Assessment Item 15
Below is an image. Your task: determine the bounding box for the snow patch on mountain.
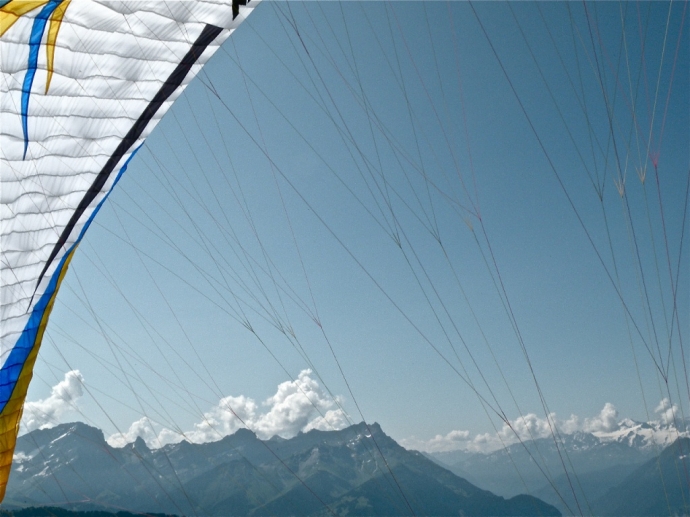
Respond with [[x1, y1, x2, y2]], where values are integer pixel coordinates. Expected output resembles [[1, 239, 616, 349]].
[[593, 417, 687, 449]]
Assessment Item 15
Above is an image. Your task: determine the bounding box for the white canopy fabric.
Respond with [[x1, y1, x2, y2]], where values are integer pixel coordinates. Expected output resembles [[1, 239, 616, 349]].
[[0, 0, 259, 498]]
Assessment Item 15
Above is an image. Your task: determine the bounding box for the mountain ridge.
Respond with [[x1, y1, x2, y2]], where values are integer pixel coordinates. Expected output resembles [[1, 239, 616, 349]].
[[7, 421, 560, 517]]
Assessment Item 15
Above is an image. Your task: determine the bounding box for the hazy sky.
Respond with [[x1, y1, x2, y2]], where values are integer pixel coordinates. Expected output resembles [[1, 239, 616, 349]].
[[24, 1, 688, 452]]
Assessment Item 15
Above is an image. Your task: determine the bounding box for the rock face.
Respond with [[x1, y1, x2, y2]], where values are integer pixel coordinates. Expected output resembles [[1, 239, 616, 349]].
[[6, 422, 560, 516]]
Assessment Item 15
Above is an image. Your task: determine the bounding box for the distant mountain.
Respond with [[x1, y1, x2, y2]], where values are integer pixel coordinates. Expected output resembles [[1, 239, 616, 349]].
[[430, 431, 655, 496], [6, 422, 560, 517], [592, 437, 690, 516], [426, 420, 687, 515]]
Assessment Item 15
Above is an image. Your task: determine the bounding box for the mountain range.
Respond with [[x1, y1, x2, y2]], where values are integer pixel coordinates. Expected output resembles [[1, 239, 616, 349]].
[[5, 422, 559, 516], [427, 418, 689, 515]]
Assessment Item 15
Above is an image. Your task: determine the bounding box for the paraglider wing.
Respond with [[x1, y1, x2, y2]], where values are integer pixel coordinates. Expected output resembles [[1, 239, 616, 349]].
[[0, 0, 259, 499]]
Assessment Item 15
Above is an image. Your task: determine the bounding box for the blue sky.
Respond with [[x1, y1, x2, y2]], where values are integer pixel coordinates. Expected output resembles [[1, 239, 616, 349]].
[[26, 1, 688, 451]]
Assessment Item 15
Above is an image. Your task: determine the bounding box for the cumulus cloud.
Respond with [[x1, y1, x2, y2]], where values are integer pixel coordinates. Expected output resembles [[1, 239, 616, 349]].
[[583, 402, 620, 433], [181, 394, 260, 445], [464, 412, 560, 453], [504, 412, 556, 441], [559, 414, 581, 435], [24, 372, 684, 456], [21, 370, 84, 433], [401, 399, 690, 454], [108, 369, 350, 448], [303, 408, 350, 432], [401, 429, 471, 453], [253, 370, 339, 439], [404, 418, 557, 455], [655, 398, 678, 425], [107, 417, 161, 448], [403, 404, 623, 454]]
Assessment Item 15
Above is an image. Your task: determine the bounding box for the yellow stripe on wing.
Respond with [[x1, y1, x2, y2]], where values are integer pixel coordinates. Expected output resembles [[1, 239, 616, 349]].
[[0, 1, 49, 38], [0, 246, 76, 501], [45, 0, 69, 93]]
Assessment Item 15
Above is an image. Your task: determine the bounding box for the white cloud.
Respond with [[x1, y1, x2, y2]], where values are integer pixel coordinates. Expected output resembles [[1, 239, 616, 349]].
[[108, 369, 350, 448], [21, 370, 84, 433], [252, 370, 338, 439], [107, 417, 161, 448], [402, 403, 632, 454], [462, 413, 559, 454], [559, 414, 581, 434], [401, 429, 471, 453], [503, 412, 557, 441], [655, 398, 678, 425], [583, 402, 619, 433], [303, 408, 350, 432], [181, 394, 260, 445], [30, 371, 680, 457], [402, 400, 690, 454]]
